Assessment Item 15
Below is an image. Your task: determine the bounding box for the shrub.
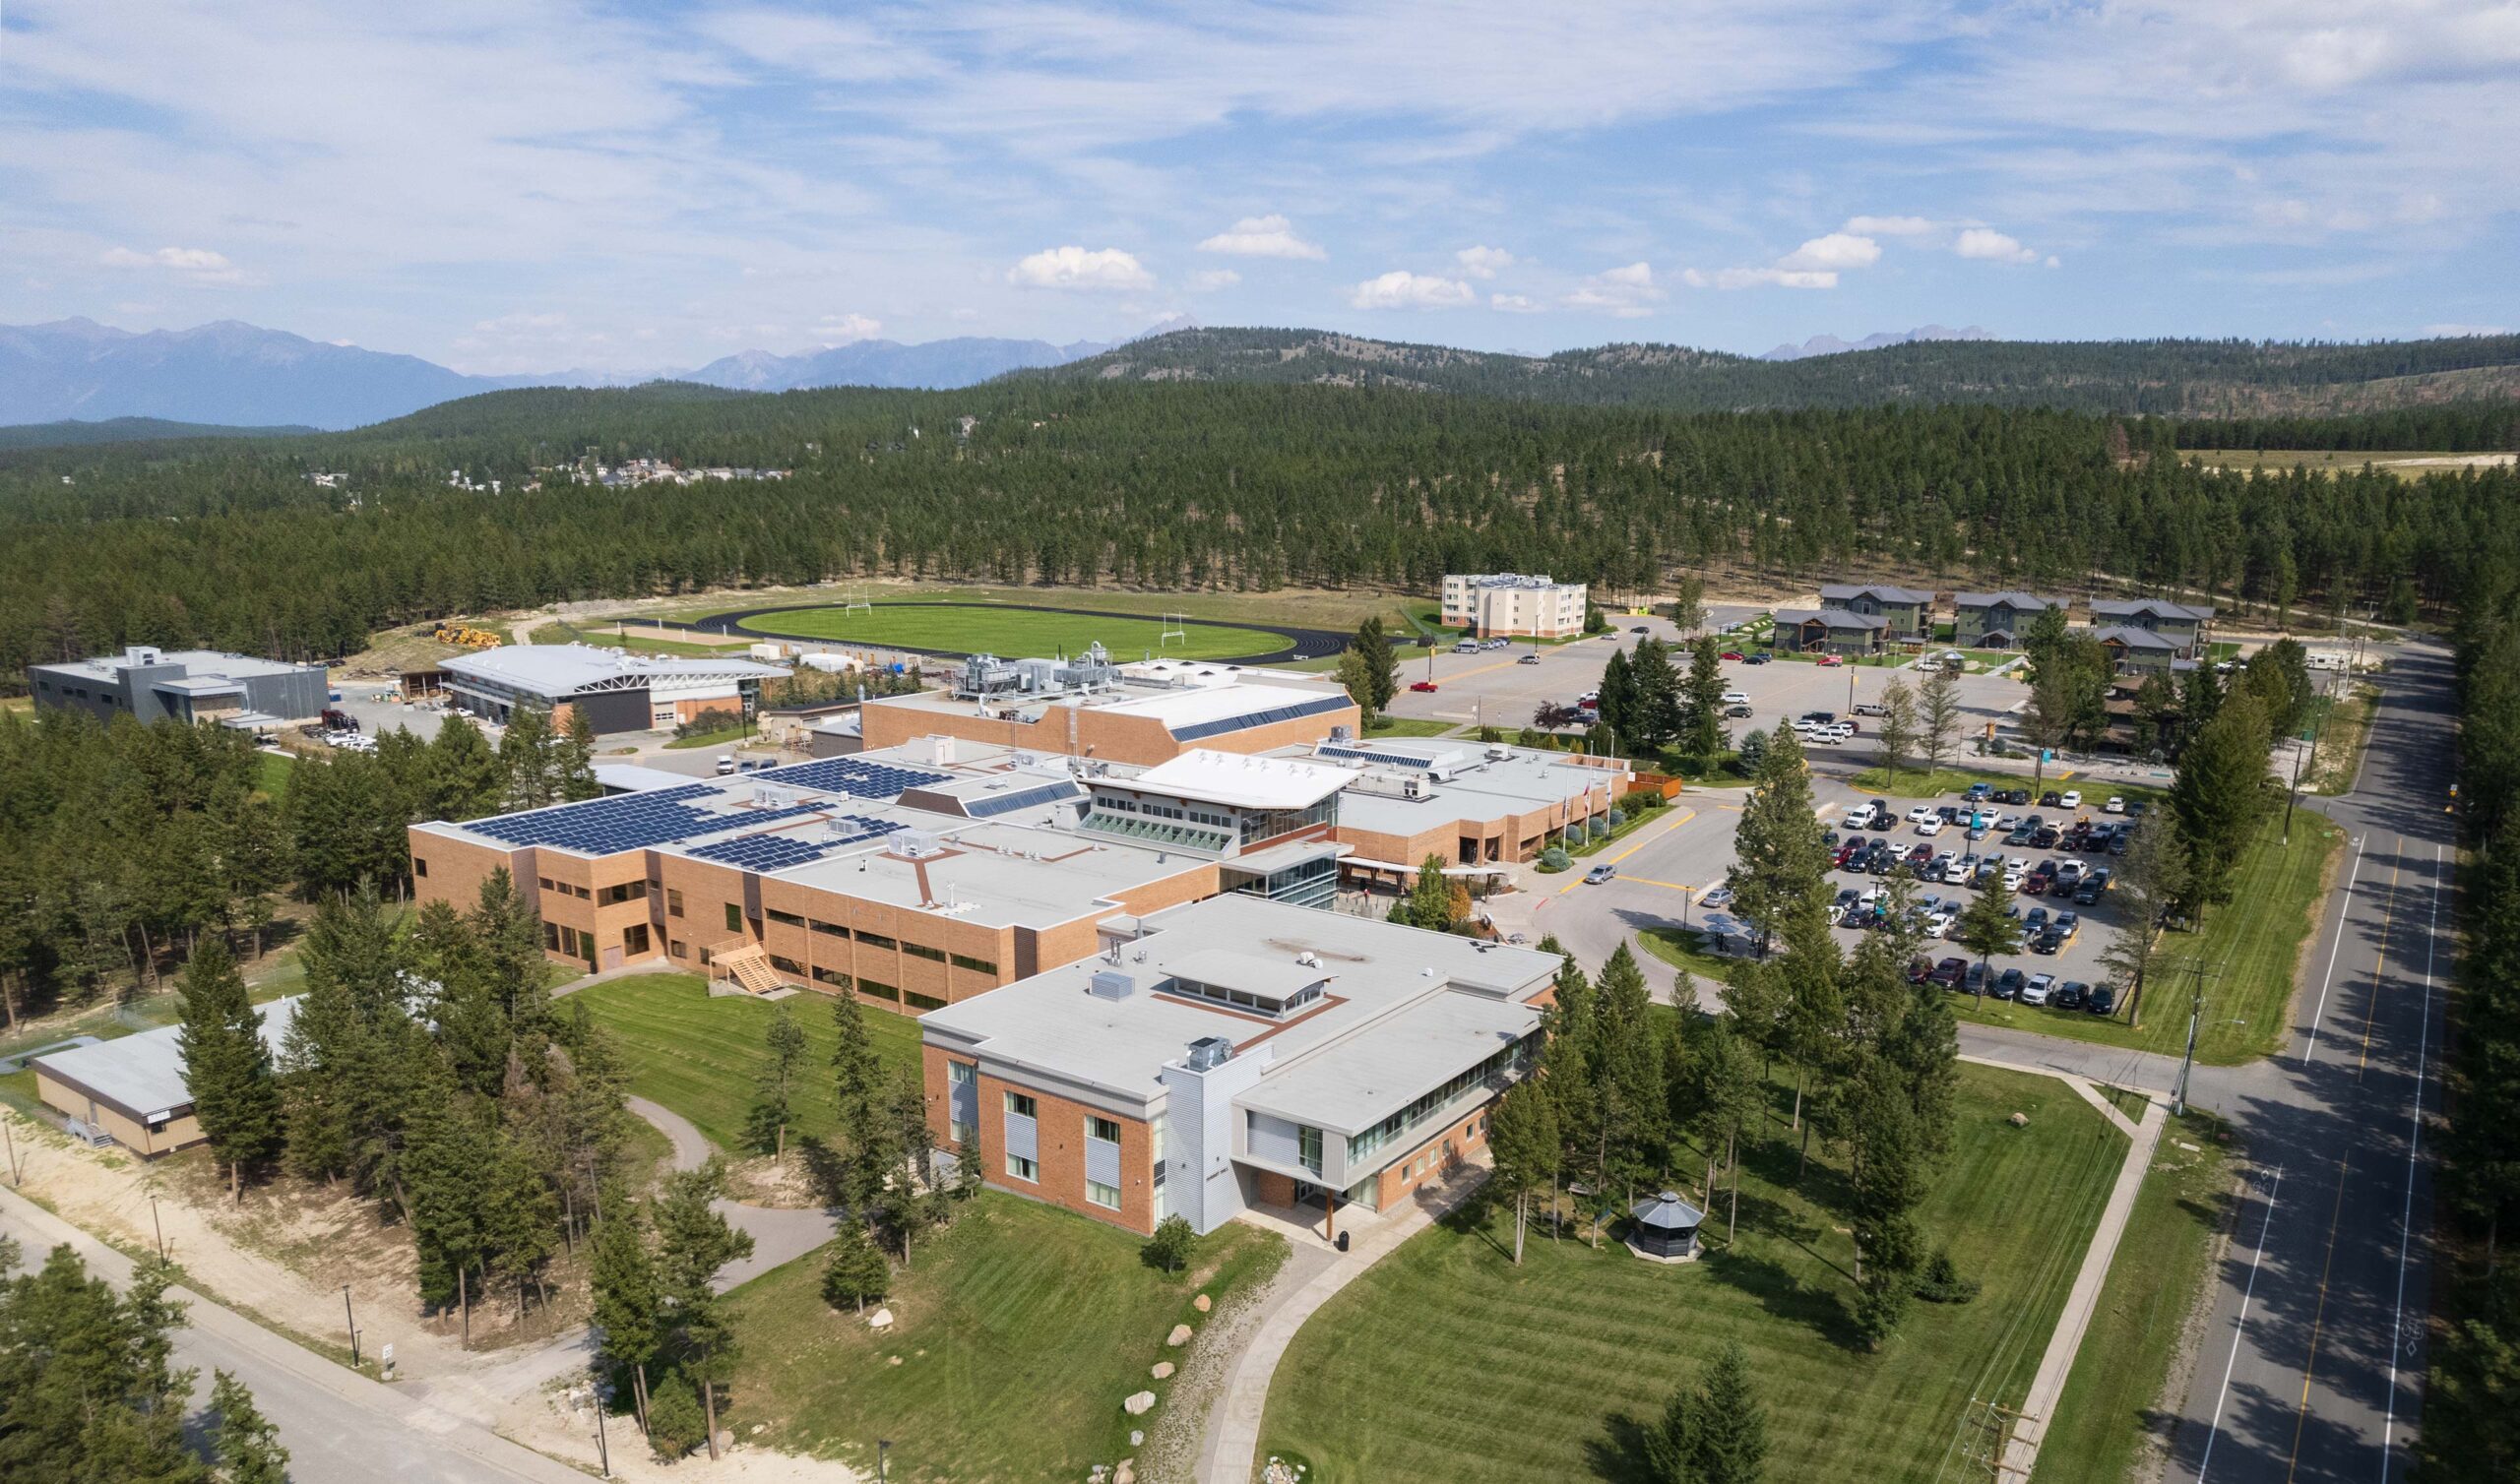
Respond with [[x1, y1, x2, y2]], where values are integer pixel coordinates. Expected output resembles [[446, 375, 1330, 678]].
[[1144, 1214, 1196, 1275], [1914, 1248, 1981, 1304], [1537, 847, 1572, 873], [1606, 807, 1627, 829], [644, 1372, 708, 1460], [674, 707, 743, 740]]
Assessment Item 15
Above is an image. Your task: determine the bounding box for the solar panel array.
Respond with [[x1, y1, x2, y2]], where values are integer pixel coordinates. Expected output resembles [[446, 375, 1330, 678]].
[[687, 816, 907, 872], [471, 784, 819, 853], [1169, 693, 1351, 743], [964, 780, 1083, 819], [754, 757, 953, 800], [1315, 744, 1451, 771]]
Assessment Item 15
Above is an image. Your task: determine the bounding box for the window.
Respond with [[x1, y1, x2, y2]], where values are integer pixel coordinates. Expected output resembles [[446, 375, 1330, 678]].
[[949, 1062, 976, 1087], [856, 930, 898, 952], [1087, 1181, 1121, 1210], [623, 923, 651, 955], [812, 965, 850, 988], [1005, 1091, 1038, 1118], [598, 880, 647, 905], [811, 919, 850, 939], [412, 857, 428, 878], [1297, 1124, 1324, 1177], [1006, 1153, 1038, 1182], [769, 954, 804, 975], [538, 877, 556, 892], [667, 889, 685, 917], [1346, 1034, 1534, 1165], [904, 990, 946, 1011], [903, 942, 946, 963], [724, 903, 743, 932], [1088, 1115, 1121, 1144], [669, 939, 688, 958], [765, 907, 804, 928], [953, 1121, 976, 1147], [857, 979, 901, 1002], [950, 953, 997, 975]]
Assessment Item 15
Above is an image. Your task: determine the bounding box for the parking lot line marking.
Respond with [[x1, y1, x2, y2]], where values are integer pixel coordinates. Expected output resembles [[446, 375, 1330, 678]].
[[1618, 877, 1701, 893]]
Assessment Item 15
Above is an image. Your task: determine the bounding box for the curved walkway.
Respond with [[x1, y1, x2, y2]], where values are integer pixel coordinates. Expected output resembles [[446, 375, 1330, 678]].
[[625, 1096, 841, 1291], [678, 599, 1352, 665]]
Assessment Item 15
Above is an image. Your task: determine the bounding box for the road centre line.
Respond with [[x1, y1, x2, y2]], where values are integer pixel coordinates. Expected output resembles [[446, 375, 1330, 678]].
[[2299, 833, 2369, 1066]]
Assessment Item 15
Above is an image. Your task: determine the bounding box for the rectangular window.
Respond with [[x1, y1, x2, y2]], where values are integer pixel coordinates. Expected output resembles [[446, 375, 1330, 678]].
[[904, 990, 946, 1011], [667, 889, 684, 917], [573, 884, 592, 899], [855, 930, 898, 952], [1006, 1153, 1038, 1182], [857, 979, 901, 1002], [724, 902, 744, 932], [1297, 1124, 1324, 1177], [541, 922, 560, 951], [1087, 1181, 1121, 1210], [952, 1121, 976, 1148], [769, 954, 804, 975], [598, 880, 647, 905], [539, 877, 556, 892], [948, 1062, 976, 1086], [623, 923, 651, 954], [669, 939, 688, 958], [1004, 1091, 1038, 1118], [949, 953, 997, 975], [810, 919, 849, 939], [766, 907, 804, 928], [412, 857, 428, 878], [903, 942, 946, 963], [811, 965, 850, 988], [1089, 1115, 1121, 1144]]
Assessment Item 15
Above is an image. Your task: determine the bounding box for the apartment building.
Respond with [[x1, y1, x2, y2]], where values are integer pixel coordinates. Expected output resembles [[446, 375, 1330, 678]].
[[1440, 574, 1589, 639]]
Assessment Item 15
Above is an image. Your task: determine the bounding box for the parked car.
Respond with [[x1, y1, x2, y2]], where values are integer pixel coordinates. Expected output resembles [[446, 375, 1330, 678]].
[[1965, 782, 1994, 803], [1905, 804, 1936, 824], [2060, 790, 2083, 809], [2053, 980, 2090, 1010], [1722, 691, 1751, 706], [2024, 906, 2051, 933], [2041, 791, 2063, 808], [1631, 626, 1650, 635], [1931, 958, 1969, 988], [1964, 962, 1991, 995], [2051, 911, 2081, 945], [2052, 861, 2085, 892], [1745, 653, 1771, 665], [1994, 968, 2027, 1001], [1841, 805, 1875, 829], [1817, 654, 1845, 666], [1726, 704, 1754, 718], [2086, 982, 2119, 1015], [1721, 650, 1746, 661], [2020, 973, 2055, 1006], [2031, 929, 2065, 956], [1701, 887, 1735, 908], [1906, 844, 1935, 867], [1916, 818, 1945, 836], [1907, 956, 1936, 984], [2103, 795, 2125, 814], [1854, 702, 1888, 717], [1410, 680, 1440, 692], [1584, 863, 1618, 885]]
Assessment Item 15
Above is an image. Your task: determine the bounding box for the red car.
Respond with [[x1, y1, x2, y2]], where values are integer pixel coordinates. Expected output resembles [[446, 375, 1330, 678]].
[[1720, 650, 1746, 662], [1817, 654, 1846, 667], [1409, 680, 1439, 693]]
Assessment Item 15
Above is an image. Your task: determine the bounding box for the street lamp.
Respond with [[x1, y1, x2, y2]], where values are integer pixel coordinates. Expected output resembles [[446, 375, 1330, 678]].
[[877, 1440, 893, 1484]]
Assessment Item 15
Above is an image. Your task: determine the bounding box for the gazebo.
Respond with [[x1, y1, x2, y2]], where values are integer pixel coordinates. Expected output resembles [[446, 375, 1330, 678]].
[[1626, 1191, 1705, 1264]]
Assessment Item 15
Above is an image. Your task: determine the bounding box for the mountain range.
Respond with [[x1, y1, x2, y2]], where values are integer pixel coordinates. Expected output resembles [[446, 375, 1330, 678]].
[[0, 316, 1195, 432], [1759, 324, 1995, 360]]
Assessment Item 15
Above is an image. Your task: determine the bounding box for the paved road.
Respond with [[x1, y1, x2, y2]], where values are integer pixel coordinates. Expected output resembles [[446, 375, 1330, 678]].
[[0, 1186, 588, 1484], [625, 1094, 841, 1290], [2167, 646, 2449, 1484]]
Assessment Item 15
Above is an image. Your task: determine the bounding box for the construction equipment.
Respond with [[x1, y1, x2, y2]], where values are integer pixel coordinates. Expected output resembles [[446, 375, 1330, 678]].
[[431, 622, 504, 649]]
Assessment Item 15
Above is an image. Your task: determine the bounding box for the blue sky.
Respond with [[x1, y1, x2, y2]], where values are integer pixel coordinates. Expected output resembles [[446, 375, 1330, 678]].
[[4, 1, 2514, 373]]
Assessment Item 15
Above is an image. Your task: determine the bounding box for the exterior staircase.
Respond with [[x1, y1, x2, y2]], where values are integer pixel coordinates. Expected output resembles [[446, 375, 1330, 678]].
[[709, 941, 787, 996]]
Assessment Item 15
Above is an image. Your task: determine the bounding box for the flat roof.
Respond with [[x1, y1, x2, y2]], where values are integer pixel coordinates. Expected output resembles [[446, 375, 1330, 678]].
[[33, 998, 300, 1121], [866, 675, 1347, 737], [1236, 990, 1539, 1134], [764, 814, 1194, 931], [34, 649, 316, 684], [1167, 947, 1335, 1001], [1326, 746, 1622, 836], [918, 895, 1559, 1111], [441, 644, 788, 697], [1118, 750, 1351, 810], [594, 764, 705, 793]]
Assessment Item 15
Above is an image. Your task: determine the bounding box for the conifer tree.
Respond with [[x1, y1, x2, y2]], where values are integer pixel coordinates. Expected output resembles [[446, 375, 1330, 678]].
[[211, 1367, 291, 1484], [1917, 663, 1962, 776], [1486, 1078, 1559, 1265], [655, 1159, 753, 1459], [590, 1196, 661, 1434], [1679, 636, 1730, 768], [557, 708, 601, 802], [426, 712, 506, 822], [1354, 616, 1400, 714], [2170, 690, 2273, 910], [176, 940, 282, 1204], [749, 1006, 810, 1164], [1727, 725, 1828, 956], [821, 1220, 892, 1313]]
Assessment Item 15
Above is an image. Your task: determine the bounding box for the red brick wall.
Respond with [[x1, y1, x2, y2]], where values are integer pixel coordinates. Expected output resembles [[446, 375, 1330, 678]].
[[1371, 1103, 1494, 1209], [923, 1047, 1158, 1235]]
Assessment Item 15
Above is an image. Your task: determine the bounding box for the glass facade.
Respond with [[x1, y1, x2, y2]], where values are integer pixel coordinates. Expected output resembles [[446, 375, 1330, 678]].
[[1345, 1035, 1534, 1166], [1221, 851, 1338, 909]]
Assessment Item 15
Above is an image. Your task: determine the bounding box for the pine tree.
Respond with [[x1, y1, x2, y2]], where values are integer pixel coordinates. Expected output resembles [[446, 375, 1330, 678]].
[[1354, 616, 1400, 714], [426, 712, 505, 822], [1679, 637, 1730, 768], [1591, 945, 1669, 1217], [2170, 690, 2273, 909], [211, 1367, 291, 1483], [0, 1244, 207, 1483], [1690, 1017, 1763, 1241], [830, 991, 894, 1219], [175, 940, 282, 1204], [749, 1006, 810, 1164], [1486, 1079, 1559, 1265], [590, 1196, 662, 1434], [1917, 663, 1961, 776], [1143, 1214, 1195, 1275], [1333, 645, 1381, 729], [557, 708, 601, 802], [469, 868, 547, 1035], [1644, 1340, 1768, 1484], [1596, 649, 1637, 753], [1874, 674, 1918, 781], [654, 1159, 754, 1460], [821, 1220, 892, 1313], [1954, 875, 2017, 1002], [1629, 638, 1679, 754], [1727, 726, 1828, 956], [498, 708, 558, 813]]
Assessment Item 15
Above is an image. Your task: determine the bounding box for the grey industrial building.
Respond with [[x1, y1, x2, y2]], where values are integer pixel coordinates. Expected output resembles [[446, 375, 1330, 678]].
[[27, 646, 328, 728]]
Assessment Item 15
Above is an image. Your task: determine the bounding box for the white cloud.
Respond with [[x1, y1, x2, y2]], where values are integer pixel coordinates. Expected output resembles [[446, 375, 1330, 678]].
[[1955, 227, 2041, 264], [1561, 261, 1665, 317], [1007, 246, 1156, 290], [1681, 267, 1839, 290], [1455, 245, 1516, 278], [1490, 292, 1543, 313], [1190, 269, 1242, 291], [1844, 215, 1935, 236], [812, 313, 883, 343], [2424, 323, 2510, 338], [99, 245, 248, 284], [1197, 214, 1325, 260], [1777, 232, 1881, 271], [1347, 271, 1475, 310]]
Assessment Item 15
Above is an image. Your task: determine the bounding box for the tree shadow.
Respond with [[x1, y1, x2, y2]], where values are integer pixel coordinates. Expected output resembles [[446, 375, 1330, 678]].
[[793, 1135, 850, 1212], [1582, 1408, 1660, 1484]]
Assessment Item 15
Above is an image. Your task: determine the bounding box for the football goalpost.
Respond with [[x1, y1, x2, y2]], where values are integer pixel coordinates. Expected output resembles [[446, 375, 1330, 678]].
[[1160, 612, 1189, 648], [840, 584, 873, 617]]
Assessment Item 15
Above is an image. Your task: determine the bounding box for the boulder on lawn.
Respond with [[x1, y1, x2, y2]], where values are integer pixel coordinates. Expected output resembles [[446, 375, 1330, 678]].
[[1166, 1323, 1194, 1346], [2008, 1112, 2030, 1129], [1115, 1462, 1135, 1484], [867, 1306, 895, 1330], [1193, 1293, 1212, 1313], [1151, 1361, 1174, 1380], [1124, 1391, 1157, 1416]]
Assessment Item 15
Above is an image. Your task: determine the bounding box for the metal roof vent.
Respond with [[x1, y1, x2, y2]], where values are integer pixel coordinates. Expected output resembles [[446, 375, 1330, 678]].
[[1185, 1035, 1234, 1071], [1089, 971, 1135, 1001], [1295, 951, 1321, 968]]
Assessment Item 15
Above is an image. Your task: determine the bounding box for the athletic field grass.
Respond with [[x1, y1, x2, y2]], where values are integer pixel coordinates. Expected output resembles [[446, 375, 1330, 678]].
[[724, 1195, 1286, 1482], [2040, 1109, 2237, 1484], [568, 973, 922, 1152], [1260, 1063, 2123, 1484], [735, 602, 1295, 662], [655, 582, 1417, 637], [1944, 807, 2343, 1064]]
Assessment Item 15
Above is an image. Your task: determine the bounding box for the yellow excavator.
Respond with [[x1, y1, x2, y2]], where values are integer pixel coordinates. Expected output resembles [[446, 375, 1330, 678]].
[[431, 622, 504, 649]]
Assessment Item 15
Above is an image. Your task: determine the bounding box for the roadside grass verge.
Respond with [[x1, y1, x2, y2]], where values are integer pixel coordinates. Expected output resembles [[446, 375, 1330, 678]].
[[1942, 807, 2343, 1064], [568, 972, 921, 1151], [2039, 1110, 2239, 1484], [1636, 925, 1739, 981], [724, 1196, 1286, 1483], [1260, 1064, 2123, 1484], [2310, 684, 2380, 795], [1566, 798, 1676, 857]]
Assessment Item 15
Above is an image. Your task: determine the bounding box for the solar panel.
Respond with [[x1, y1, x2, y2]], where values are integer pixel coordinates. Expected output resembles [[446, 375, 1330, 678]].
[[686, 815, 907, 871], [964, 780, 1083, 818], [754, 758, 953, 800], [1316, 744, 1448, 771], [1170, 693, 1350, 743], [469, 783, 825, 854]]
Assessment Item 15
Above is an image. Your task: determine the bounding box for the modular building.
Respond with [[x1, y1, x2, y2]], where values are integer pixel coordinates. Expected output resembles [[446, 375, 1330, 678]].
[[32, 999, 301, 1156], [918, 895, 1562, 1236], [28, 646, 327, 728], [439, 644, 790, 737]]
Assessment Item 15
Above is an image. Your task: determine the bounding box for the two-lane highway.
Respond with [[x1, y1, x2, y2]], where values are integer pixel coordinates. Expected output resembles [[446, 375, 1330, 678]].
[[2170, 643, 2453, 1483]]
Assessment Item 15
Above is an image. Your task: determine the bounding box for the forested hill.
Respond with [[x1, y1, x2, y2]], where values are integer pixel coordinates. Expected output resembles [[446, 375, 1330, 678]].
[[5, 378, 2518, 691], [1025, 326, 2520, 418]]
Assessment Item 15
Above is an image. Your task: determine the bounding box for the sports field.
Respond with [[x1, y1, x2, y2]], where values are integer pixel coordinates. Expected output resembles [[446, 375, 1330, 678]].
[[730, 601, 1303, 662]]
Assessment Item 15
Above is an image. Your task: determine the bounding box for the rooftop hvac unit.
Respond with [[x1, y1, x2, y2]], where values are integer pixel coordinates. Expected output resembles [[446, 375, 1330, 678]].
[[1295, 951, 1321, 968], [1088, 971, 1136, 1001], [1486, 744, 1513, 761], [894, 830, 944, 858], [752, 785, 792, 808], [1328, 724, 1354, 744], [1184, 1035, 1234, 1071]]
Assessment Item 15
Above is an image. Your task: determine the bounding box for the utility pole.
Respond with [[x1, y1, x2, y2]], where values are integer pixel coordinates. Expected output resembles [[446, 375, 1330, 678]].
[[344, 1285, 359, 1367], [2172, 960, 2225, 1117]]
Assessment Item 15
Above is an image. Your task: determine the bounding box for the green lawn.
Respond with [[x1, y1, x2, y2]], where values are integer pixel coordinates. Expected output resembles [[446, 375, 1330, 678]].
[[1567, 800, 1674, 857], [568, 973, 923, 1152], [1636, 925, 1736, 980], [1945, 807, 2343, 1064], [255, 750, 296, 799], [1850, 767, 2021, 797], [2040, 1110, 2238, 1484], [663, 724, 754, 751], [1260, 1064, 2125, 1484], [724, 1195, 1287, 1483], [1364, 715, 1459, 739], [734, 602, 1294, 662], [555, 622, 751, 658], [2310, 684, 2379, 795]]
